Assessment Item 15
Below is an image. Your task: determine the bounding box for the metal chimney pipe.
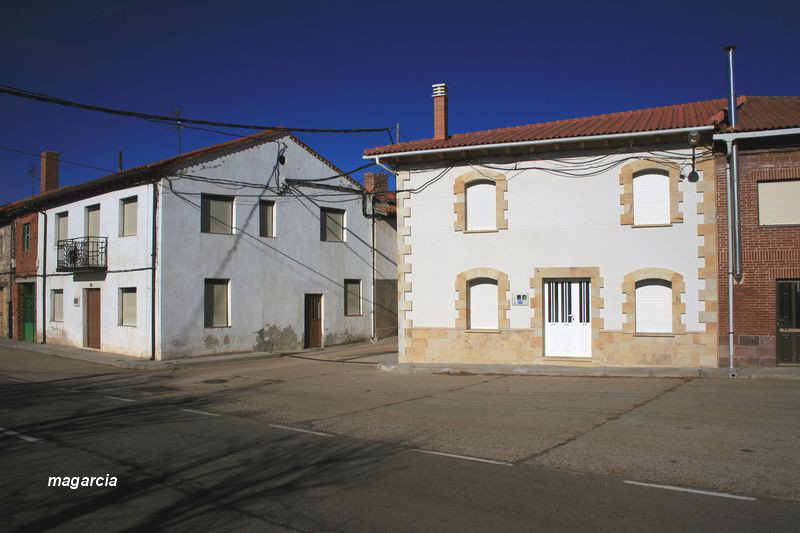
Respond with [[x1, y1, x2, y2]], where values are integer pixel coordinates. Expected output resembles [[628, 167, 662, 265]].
[[725, 46, 738, 128]]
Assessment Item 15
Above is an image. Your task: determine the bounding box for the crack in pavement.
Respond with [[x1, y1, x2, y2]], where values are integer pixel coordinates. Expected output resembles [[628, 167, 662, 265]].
[[513, 377, 693, 465], [299, 375, 508, 426]]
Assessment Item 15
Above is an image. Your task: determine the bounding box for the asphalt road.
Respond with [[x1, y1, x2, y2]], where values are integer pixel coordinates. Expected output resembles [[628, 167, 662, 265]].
[[2, 348, 800, 531]]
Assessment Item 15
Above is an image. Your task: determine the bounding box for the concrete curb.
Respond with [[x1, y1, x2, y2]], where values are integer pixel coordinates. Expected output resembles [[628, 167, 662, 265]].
[[0, 338, 290, 370], [378, 363, 800, 380]]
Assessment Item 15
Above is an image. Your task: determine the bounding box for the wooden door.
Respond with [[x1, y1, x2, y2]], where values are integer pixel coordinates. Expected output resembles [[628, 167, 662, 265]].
[[304, 294, 322, 349], [21, 284, 35, 343], [86, 288, 101, 349], [777, 280, 800, 365]]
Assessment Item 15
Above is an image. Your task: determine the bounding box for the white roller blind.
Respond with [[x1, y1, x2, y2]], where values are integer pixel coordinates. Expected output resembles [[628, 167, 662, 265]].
[[635, 280, 672, 333], [758, 180, 800, 225], [52, 290, 63, 322], [345, 280, 361, 315], [323, 209, 344, 241], [121, 288, 137, 326], [259, 201, 274, 237], [121, 197, 138, 236], [633, 173, 670, 225], [469, 279, 498, 330], [204, 280, 229, 327], [466, 182, 496, 231], [86, 206, 100, 236], [56, 213, 68, 242], [206, 197, 233, 234]]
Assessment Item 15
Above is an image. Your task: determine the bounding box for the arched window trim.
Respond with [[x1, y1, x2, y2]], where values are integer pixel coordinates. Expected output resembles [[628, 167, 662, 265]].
[[622, 268, 686, 336], [455, 268, 510, 330], [453, 169, 508, 232], [619, 160, 683, 227]]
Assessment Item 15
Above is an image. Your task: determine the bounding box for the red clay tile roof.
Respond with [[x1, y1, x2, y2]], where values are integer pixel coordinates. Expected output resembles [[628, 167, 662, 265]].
[[364, 96, 800, 157]]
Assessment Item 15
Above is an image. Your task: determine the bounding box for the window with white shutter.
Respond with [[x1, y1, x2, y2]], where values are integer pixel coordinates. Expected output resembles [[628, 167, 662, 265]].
[[758, 180, 800, 226], [468, 278, 498, 330], [119, 288, 137, 326], [56, 212, 68, 245], [635, 279, 672, 333], [52, 290, 63, 322], [204, 279, 230, 327], [120, 197, 138, 236], [344, 279, 361, 316], [201, 195, 234, 234], [86, 205, 101, 236], [633, 172, 670, 225], [466, 181, 496, 231]]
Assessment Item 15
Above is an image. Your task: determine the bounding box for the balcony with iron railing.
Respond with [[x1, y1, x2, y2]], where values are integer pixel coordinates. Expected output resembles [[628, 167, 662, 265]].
[[57, 237, 108, 272]]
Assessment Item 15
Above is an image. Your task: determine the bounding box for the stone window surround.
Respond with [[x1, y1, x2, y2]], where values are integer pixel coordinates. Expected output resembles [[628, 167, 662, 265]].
[[453, 169, 508, 232], [622, 268, 686, 335], [455, 268, 510, 330], [620, 160, 683, 226], [529, 267, 604, 357]]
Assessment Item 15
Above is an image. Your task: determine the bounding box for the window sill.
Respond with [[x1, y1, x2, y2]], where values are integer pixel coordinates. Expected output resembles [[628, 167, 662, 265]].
[[204, 325, 231, 329], [466, 328, 501, 334], [634, 332, 675, 337], [119, 234, 137, 238], [631, 224, 672, 228], [463, 229, 499, 234], [119, 324, 137, 328], [543, 356, 593, 362], [260, 235, 276, 239], [345, 313, 363, 317], [321, 240, 345, 243], [202, 231, 234, 236]]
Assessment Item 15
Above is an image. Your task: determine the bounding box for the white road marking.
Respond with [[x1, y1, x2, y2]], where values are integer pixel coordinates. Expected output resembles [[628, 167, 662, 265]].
[[180, 408, 220, 417], [623, 480, 756, 501], [7, 377, 28, 383], [103, 395, 135, 403], [413, 449, 513, 466], [269, 424, 332, 437], [0, 426, 40, 443]]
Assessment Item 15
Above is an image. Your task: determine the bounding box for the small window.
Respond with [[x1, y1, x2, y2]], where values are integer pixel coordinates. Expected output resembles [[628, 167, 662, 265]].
[[344, 279, 361, 316], [120, 197, 138, 236], [635, 279, 672, 333], [465, 181, 496, 231], [51, 289, 64, 322], [22, 223, 31, 251], [56, 212, 68, 244], [259, 200, 275, 237], [119, 288, 137, 326], [633, 172, 670, 225], [204, 279, 230, 327], [321, 208, 345, 242], [86, 205, 100, 237], [468, 278, 498, 330], [201, 195, 234, 234], [758, 180, 800, 226]]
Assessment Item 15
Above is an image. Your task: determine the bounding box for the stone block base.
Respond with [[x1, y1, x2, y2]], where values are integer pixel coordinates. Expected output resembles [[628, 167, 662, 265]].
[[718, 335, 777, 367]]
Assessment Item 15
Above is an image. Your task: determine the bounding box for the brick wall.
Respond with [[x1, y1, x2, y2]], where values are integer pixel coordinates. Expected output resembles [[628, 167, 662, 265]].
[[716, 137, 800, 367], [10, 213, 38, 341]]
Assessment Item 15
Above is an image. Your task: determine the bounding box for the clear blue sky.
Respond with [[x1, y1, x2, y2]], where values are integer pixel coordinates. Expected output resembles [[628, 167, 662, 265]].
[[1, 0, 798, 203]]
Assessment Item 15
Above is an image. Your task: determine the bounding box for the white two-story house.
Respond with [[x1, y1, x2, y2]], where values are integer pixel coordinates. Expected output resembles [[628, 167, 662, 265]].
[[365, 84, 720, 368], [1, 130, 395, 359]]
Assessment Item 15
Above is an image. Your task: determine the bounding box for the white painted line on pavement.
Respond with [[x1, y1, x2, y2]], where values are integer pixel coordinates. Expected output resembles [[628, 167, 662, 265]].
[[0, 426, 40, 443], [269, 424, 333, 437], [103, 395, 135, 403], [623, 480, 756, 501], [413, 449, 513, 466], [180, 408, 220, 417], [7, 377, 28, 383]]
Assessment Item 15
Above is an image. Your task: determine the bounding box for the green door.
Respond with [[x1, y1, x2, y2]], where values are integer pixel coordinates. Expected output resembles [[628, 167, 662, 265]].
[[777, 280, 800, 365], [22, 284, 35, 343]]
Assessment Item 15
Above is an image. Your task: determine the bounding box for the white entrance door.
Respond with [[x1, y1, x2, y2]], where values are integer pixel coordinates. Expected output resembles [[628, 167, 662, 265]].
[[544, 280, 591, 357]]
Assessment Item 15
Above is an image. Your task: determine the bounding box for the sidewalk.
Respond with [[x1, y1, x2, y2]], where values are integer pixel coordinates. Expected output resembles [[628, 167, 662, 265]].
[[0, 336, 397, 370], [380, 361, 800, 380]]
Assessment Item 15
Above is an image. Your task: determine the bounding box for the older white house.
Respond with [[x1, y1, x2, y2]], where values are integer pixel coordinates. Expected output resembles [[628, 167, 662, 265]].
[[364, 84, 720, 367], [1, 131, 395, 359]]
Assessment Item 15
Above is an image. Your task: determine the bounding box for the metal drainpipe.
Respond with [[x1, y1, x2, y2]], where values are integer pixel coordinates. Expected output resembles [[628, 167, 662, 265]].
[[150, 181, 159, 361], [371, 211, 376, 342], [724, 143, 736, 376], [39, 210, 47, 344]]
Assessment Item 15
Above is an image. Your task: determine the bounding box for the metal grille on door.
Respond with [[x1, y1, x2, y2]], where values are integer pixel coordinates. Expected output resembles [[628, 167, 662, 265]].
[[544, 280, 591, 357]]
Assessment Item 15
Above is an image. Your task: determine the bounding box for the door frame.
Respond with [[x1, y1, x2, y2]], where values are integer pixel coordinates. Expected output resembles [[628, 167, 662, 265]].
[[20, 282, 36, 343], [543, 277, 592, 358], [304, 293, 324, 349], [776, 279, 800, 366], [84, 288, 101, 349]]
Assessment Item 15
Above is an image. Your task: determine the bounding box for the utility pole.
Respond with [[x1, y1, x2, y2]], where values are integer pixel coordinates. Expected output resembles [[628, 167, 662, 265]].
[[396, 123, 400, 144], [118, 151, 123, 172], [27, 166, 35, 196], [175, 107, 183, 154]]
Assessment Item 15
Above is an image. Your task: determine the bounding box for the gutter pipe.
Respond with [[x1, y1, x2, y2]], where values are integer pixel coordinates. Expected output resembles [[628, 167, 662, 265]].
[[150, 181, 158, 361], [39, 209, 47, 344]]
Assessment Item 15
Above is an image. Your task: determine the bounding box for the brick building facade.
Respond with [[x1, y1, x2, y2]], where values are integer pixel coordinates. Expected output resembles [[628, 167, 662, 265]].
[[10, 211, 39, 341], [717, 135, 800, 367]]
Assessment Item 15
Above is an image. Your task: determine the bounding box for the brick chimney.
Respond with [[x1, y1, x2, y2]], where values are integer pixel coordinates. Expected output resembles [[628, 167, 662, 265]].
[[432, 83, 448, 140], [364, 172, 389, 203], [40, 151, 59, 194]]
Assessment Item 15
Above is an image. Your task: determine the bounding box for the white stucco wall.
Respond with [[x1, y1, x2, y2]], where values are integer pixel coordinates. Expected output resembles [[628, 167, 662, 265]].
[[159, 136, 375, 357], [37, 184, 158, 357], [403, 147, 706, 334]]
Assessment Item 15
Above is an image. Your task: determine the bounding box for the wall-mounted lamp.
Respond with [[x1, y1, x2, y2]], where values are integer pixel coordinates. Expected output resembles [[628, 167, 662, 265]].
[[687, 130, 700, 182]]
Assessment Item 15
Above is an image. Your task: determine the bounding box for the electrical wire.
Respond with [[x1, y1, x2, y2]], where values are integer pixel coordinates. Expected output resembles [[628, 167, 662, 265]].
[[0, 83, 392, 134]]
